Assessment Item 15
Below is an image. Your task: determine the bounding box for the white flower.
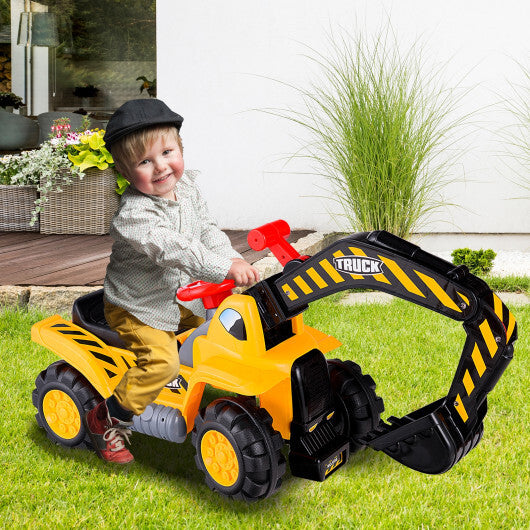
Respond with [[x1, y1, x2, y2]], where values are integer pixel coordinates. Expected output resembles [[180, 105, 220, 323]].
[[65, 132, 80, 146], [0, 138, 84, 224]]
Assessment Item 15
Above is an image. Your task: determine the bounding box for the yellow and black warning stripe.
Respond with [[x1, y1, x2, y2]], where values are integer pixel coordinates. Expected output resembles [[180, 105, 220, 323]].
[[52, 321, 134, 380], [453, 339, 493, 423], [492, 293, 517, 343], [452, 296, 516, 423], [273, 239, 517, 429], [276, 243, 474, 320]]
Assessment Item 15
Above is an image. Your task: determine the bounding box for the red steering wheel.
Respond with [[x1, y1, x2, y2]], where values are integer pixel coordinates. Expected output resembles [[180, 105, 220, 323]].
[[176, 279, 235, 309]]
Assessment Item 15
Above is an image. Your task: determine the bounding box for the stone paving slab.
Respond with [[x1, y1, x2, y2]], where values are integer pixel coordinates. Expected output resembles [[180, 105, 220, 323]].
[[28, 286, 102, 314], [340, 292, 394, 305], [494, 292, 530, 305], [0, 286, 31, 308], [340, 291, 529, 306]]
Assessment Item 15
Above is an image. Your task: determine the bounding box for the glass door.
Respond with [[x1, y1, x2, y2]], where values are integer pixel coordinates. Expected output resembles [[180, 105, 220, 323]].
[[7, 0, 156, 120]]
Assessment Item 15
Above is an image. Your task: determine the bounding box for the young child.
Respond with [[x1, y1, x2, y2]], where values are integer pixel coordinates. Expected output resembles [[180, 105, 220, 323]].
[[84, 99, 259, 464]]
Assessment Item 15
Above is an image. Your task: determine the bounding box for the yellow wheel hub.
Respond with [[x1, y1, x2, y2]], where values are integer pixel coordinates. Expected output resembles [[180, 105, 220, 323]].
[[201, 430, 240, 487], [42, 389, 81, 440]]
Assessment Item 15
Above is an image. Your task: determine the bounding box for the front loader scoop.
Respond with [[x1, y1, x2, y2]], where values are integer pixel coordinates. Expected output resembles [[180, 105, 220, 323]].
[[248, 223, 517, 474]]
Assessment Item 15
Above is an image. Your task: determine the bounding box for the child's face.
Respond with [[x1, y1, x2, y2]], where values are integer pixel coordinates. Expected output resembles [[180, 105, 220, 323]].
[[127, 134, 184, 200]]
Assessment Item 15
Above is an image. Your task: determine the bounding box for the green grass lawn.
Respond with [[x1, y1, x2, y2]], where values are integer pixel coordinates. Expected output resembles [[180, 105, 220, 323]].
[[482, 275, 529, 294], [0, 298, 528, 529]]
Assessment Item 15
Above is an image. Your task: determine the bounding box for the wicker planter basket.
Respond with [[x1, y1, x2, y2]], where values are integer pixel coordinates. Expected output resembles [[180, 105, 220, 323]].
[[40, 168, 119, 235], [0, 185, 39, 232]]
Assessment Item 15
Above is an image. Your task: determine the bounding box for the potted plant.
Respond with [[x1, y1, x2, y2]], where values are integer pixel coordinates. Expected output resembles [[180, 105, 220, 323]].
[[67, 128, 113, 170], [0, 117, 121, 234], [136, 76, 156, 97], [0, 154, 41, 231], [73, 84, 100, 109], [36, 117, 120, 234], [0, 127, 86, 232], [0, 92, 24, 112]]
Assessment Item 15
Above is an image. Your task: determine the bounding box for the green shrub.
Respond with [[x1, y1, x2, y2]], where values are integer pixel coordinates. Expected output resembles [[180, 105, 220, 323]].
[[451, 247, 497, 275], [0, 91, 24, 109]]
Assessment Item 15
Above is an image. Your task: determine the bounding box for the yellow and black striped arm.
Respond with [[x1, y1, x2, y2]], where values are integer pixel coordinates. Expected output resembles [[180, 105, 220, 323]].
[[273, 231, 478, 322], [252, 229, 517, 474], [449, 292, 516, 426]]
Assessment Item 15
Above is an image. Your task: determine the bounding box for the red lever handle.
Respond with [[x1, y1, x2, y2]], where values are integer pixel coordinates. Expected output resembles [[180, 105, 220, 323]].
[[247, 219, 301, 266], [176, 279, 235, 309]]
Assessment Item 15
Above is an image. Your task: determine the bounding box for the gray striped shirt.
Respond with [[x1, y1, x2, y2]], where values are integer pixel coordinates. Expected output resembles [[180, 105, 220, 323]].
[[104, 171, 241, 330]]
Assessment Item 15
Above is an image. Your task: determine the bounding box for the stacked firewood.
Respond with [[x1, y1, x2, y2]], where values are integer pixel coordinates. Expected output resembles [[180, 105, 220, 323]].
[[0, 50, 11, 93]]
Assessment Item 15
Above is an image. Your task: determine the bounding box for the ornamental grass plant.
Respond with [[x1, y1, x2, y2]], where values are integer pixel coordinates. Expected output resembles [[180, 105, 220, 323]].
[[272, 26, 470, 238], [500, 63, 530, 198]]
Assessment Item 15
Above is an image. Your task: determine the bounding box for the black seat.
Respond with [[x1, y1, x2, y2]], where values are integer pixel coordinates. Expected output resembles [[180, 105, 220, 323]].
[[72, 289, 126, 349], [71, 289, 197, 367]]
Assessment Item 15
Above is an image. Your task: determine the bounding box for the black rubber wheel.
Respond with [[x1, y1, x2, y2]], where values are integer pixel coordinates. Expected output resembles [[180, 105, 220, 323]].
[[328, 359, 385, 451], [192, 397, 286, 502], [33, 361, 101, 449]]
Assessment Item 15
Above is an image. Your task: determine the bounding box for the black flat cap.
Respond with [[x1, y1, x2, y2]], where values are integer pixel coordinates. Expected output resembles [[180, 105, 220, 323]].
[[103, 99, 183, 152]]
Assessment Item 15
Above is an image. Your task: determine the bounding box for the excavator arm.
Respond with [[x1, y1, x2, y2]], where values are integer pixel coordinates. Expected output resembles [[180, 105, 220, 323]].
[[246, 222, 517, 474]]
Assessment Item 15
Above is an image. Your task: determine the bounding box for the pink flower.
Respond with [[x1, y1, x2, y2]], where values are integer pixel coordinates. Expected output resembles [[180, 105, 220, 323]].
[[65, 132, 80, 145]]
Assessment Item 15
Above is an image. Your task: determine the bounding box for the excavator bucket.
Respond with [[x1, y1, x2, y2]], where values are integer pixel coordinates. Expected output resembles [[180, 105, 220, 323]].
[[251, 225, 517, 474], [362, 290, 515, 474]]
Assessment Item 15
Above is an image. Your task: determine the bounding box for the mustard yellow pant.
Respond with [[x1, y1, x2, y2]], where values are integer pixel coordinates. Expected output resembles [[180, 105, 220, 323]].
[[104, 301, 204, 416]]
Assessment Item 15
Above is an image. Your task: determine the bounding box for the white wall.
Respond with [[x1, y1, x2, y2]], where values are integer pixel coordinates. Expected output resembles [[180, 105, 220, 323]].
[[157, 0, 529, 235]]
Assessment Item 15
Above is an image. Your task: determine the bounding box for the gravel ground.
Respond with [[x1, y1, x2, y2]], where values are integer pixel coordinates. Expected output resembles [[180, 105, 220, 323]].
[[437, 251, 530, 277], [489, 251, 530, 276]]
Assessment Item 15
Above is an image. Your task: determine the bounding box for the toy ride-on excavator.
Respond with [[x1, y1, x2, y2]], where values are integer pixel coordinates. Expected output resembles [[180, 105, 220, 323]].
[[31, 220, 517, 502]]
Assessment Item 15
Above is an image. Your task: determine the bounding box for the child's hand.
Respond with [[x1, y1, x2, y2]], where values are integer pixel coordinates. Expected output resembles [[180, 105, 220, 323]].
[[226, 259, 260, 287]]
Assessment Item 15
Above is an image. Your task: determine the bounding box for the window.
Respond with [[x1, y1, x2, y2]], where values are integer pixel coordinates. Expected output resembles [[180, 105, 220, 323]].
[[6, 0, 156, 117], [219, 308, 247, 341], [49, 0, 156, 114]]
